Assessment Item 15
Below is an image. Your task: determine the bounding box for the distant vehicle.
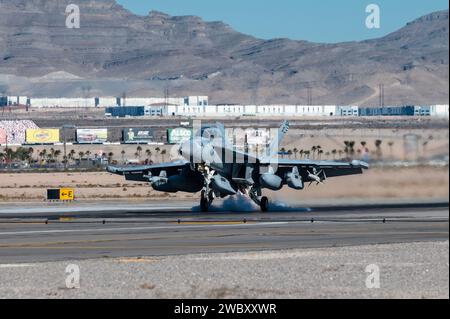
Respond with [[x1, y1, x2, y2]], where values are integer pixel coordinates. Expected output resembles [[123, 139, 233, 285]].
[[108, 121, 368, 212]]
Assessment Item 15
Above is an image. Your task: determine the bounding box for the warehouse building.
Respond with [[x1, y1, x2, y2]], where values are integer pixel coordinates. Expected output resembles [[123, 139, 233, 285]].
[[22, 95, 209, 108]]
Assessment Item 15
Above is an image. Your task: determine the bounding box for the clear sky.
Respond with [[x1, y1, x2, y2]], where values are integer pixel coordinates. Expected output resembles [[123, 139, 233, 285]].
[[116, 0, 448, 43]]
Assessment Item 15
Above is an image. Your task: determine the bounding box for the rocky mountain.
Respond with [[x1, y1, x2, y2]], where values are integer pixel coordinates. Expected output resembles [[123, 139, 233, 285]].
[[0, 0, 448, 106]]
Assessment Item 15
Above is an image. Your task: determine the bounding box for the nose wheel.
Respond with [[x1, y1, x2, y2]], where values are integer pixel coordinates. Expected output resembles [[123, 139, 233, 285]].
[[200, 190, 215, 212]]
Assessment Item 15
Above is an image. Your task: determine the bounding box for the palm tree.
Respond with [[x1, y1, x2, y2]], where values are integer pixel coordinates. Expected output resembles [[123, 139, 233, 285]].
[[332, 149, 337, 160], [41, 149, 47, 159], [316, 145, 323, 159], [155, 147, 161, 160], [375, 139, 383, 160], [145, 149, 152, 161], [161, 149, 167, 162], [136, 146, 143, 159], [311, 146, 317, 159], [69, 149, 76, 164], [293, 148, 299, 159], [287, 149, 293, 159], [299, 149, 304, 159], [121, 150, 126, 164], [54, 150, 62, 164], [388, 141, 394, 159], [78, 151, 85, 161], [108, 152, 114, 163], [318, 149, 324, 160]]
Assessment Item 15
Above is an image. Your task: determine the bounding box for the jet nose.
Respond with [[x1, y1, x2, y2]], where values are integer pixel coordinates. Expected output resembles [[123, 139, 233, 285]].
[[179, 141, 189, 160]]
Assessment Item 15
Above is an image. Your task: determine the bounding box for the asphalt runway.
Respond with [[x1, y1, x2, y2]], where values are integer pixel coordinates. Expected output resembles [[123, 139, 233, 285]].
[[0, 201, 448, 263]]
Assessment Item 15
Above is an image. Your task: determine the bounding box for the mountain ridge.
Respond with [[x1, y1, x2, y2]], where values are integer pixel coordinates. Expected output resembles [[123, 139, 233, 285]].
[[0, 0, 448, 106]]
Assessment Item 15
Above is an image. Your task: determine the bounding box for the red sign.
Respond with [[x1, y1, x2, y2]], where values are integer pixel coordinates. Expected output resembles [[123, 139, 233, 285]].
[[0, 129, 7, 144]]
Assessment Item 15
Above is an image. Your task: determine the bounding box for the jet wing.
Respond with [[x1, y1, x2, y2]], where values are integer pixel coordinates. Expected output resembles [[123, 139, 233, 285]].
[[267, 159, 369, 178], [107, 161, 189, 182]]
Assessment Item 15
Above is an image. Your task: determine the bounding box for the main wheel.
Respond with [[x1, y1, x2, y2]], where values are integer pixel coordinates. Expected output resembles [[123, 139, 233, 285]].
[[260, 196, 269, 212], [200, 190, 209, 212]]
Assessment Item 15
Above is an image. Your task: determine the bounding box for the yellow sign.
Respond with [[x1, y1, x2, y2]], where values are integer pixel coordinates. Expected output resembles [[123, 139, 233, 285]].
[[59, 188, 75, 201], [26, 129, 60, 144]]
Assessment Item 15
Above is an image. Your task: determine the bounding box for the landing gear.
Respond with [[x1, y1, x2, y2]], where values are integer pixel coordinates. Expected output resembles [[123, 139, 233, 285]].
[[200, 189, 215, 212], [199, 166, 215, 212], [260, 196, 269, 212], [249, 187, 270, 212], [200, 190, 209, 212]]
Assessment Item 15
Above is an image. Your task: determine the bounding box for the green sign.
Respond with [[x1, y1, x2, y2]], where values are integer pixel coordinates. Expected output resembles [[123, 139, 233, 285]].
[[167, 128, 193, 144]]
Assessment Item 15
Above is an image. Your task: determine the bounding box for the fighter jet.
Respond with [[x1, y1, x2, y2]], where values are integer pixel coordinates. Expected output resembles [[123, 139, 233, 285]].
[[107, 121, 368, 212]]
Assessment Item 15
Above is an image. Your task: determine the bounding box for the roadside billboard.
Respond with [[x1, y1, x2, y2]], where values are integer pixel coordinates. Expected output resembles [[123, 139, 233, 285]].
[[167, 128, 193, 144], [0, 128, 6, 144], [245, 128, 270, 145], [76, 129, 108, 144], [123, 128, 155, 144], [26, 129, 60, 144]]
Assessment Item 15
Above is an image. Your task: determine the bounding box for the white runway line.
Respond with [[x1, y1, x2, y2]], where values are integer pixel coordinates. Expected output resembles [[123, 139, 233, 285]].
[[0, 205, 190, 215], [0, 221, 291, 236], [0, 264, 37, 268]]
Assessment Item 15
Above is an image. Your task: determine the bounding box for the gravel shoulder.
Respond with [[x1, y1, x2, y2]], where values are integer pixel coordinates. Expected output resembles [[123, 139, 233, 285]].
[[0, 241, 448, 299]]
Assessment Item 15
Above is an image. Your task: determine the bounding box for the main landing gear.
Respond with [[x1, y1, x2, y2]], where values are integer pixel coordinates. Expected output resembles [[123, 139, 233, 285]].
[[260, 196, 269, 212], [200, 189, 215, 212], [249, 188, 270, 212]]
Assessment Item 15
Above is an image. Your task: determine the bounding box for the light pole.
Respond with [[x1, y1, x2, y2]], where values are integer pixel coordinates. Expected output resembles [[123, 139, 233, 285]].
[[61, 124, 76, 170]]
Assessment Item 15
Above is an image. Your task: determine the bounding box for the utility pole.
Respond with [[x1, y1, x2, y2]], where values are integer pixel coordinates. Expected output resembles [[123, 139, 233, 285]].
[[307, 86, 313, 106], [62, 124, 76, 170], [379, 83, 385, 107]]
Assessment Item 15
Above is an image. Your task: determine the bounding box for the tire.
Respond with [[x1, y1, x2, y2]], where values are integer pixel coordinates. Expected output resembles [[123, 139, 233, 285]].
[[200, 191, 209, 212], [260, 196, 269, 212]]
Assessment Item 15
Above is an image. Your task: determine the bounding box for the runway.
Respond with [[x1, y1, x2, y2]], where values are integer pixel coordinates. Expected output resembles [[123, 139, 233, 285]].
[[0, 201, 448, 263]]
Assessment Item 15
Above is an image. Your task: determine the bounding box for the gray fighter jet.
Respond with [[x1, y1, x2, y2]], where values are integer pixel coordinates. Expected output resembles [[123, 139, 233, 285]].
[[107, 121, 368, 212]]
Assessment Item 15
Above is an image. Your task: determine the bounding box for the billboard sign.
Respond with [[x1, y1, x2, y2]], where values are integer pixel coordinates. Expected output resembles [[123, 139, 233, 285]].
[[77, 129, 108, 144], [0, 128, 6, 144], [123, 128, 155, 144], [245, 128, 270, 145], [167, 128, 193, 144], [26, 129, 60, 144]]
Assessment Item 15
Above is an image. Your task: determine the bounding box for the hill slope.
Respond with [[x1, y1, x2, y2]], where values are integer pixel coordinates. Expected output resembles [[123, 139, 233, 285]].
[[0, 0, 448, 105]]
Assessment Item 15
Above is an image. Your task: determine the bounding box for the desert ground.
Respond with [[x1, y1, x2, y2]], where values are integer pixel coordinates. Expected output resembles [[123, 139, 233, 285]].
[[0, 166, 447, 202]]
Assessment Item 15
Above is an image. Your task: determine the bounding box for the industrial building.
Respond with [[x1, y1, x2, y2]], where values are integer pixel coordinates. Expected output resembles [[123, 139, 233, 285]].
[[3, 95, 208, 109]]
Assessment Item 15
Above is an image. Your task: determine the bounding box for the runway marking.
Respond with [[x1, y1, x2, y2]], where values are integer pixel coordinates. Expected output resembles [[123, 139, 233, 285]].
[[0, 206, 192, 215], [0, 230, 447, 250], [0, 264, 37, 268], [175, 221, 253, 225], [0, 221, 290, 236]]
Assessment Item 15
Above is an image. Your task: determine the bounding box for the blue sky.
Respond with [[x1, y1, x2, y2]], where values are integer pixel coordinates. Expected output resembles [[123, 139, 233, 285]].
[[116, 0, 448, 43]]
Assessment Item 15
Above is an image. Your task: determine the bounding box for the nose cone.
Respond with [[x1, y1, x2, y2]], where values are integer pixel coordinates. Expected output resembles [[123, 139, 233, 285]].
[[180, 139, 203, 163]]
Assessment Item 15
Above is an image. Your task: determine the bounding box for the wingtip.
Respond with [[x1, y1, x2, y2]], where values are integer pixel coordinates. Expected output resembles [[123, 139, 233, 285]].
[[351, 160, 369, 169]]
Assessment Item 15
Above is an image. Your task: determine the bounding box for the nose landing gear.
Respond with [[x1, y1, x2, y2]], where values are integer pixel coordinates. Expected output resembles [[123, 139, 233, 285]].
[[200, 189, 215, 212]]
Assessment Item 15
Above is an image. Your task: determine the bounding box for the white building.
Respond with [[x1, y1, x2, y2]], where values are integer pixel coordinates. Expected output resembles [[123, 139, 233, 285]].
[[337, 106, 359, 116], [430, 105, 449, 117], [25, 95, 209, 109], [164, 104, 339, 117]]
